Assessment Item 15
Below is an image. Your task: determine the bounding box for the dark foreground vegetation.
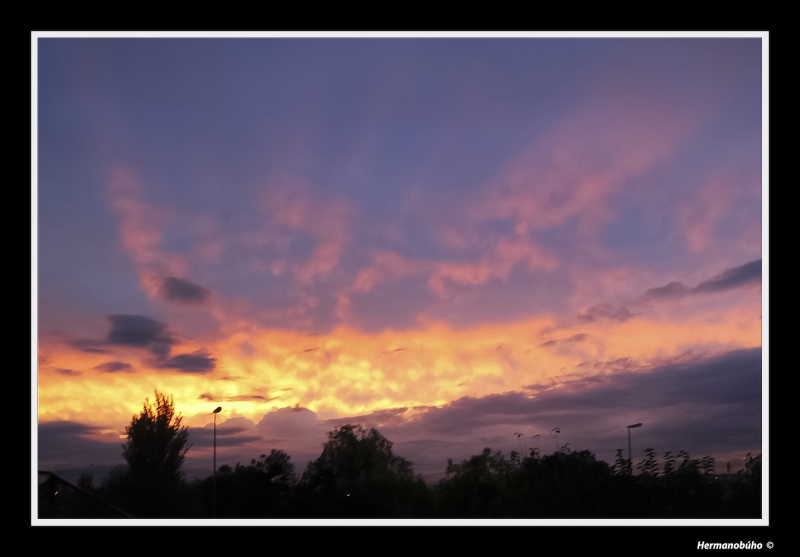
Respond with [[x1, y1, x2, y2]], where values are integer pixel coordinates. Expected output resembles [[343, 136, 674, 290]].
[[38, 392, 762, 519]]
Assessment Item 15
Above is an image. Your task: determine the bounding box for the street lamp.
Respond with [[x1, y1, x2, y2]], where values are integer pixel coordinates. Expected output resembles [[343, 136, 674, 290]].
[[627, 423, 642, 473], [213, 406, 222, 517], [551, 427, 561, 453]]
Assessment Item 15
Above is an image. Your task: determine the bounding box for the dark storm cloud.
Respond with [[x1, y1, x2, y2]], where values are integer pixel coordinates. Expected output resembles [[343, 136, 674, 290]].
[[577, 304, 636, 323], [161, 276, 211, 304], [93, 361, 135, 373], [343, 348, 761, 468], [55, 368, 82, 376], [692, 259, 762, 293], [323, 407, 410, 429], [39, 420, 100, 437], [38, 420, 123, 474], [190, 423, 263, 448], [69, 339, 109, 353], [226, 394, 280, 402], [640, 281, 691, 300], [106, 314, 175, 357], [159, 350, 216, 373], [539, 333, 587, 348], [198, 393, 280, 402], [639, 259, 762, 301]]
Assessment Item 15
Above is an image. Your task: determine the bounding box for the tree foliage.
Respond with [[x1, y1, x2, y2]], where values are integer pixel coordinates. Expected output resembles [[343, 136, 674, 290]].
[[101, 391, 194, 517], [304, 424, 415, 484], [435, 448, 518, 517], [72, 413, 760, 519], [300, 424, 430, 517], [247, 449, 297, 486], [122, 391, 191, 484], [201, 449, 298, 517]]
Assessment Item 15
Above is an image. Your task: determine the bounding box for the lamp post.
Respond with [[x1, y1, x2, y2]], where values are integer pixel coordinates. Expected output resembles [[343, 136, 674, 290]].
[[531, 434, 540, 458], [551, 427, 560, 453], [213, 406, 222, 517], [627, 423, 642, 473]]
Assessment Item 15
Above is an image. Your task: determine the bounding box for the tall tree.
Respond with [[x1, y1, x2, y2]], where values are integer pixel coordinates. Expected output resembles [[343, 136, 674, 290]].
[[301, 424, 428, 517], [122, 391, 192, 484], [112, 391, 192, 516]]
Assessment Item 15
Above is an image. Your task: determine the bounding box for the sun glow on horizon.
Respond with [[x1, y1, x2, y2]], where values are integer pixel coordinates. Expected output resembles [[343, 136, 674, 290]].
[[38, 303, 761, 429]]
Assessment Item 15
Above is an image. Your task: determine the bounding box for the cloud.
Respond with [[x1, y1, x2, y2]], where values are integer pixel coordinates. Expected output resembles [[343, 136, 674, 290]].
[[159, 350, 216, 373], [106, 314, 175, 357], [577, 304, 636, 323], [198, 393, 280, 402], [352, 251, 429, 293], [68, 339, 109, 353], [323, 407, 413, 430], [539, 333, 587, 348], [318, 348, 761, 473], [692, 259, 761, 294], [160, 277, 210, 304], [39, 349, 761, 481], [107, 166, 187, 300], [39, 420, 100, 438], [38, 420, 124, 474], [428, 238, 558, 297], [470, 91, 698, 247], [55, 368, 82, 376], [226, 394, 280, 402], [189, 423, 263, 449], [262, 185, 355, 284], [640, 281, 691, 300], [255, 406, 324, 438], [639, 259, 761, 302], [676, 177, 735, 253], [93, 361, 135, 374]]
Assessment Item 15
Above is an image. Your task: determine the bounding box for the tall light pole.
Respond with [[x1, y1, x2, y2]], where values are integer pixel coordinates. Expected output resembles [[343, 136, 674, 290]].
[[627, 423, 642, 474], [531, 434, 540, 458], [551, 427, 560, 453], [213, 406, 222, 517]]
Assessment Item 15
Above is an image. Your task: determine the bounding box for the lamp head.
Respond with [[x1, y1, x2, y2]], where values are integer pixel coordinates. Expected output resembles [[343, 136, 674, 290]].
[[213, 407, 222, 414], [627, 423, 642, 429]]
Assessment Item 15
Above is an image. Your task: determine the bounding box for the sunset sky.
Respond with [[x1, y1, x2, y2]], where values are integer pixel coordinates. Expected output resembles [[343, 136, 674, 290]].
[[34, 33, 766, 486]]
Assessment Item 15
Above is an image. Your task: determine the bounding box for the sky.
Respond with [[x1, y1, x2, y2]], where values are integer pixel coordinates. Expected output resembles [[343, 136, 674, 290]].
[[34, 34, 766, 488]]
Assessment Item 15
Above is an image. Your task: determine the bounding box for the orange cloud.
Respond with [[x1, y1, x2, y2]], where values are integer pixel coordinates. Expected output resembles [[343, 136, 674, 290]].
[[472, 92, 699, 245], [38, 302, 761, 432], [341, 237, 557, 311], [429, 237, 558, 296], [263, 185, 355, 283], [107, 165, 187, 299], [352, 251, 429, 293], [677, 177, 736, 253]]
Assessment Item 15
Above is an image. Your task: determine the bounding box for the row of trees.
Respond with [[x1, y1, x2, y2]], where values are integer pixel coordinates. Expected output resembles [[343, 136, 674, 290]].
[[38, 392, 762, 518]]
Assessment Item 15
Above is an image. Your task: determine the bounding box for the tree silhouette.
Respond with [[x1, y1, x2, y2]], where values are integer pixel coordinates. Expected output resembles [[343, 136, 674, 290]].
[[122, 391, 191, 483], [436, 448, 517, 517], [111, 391, 192, 516], [201, 449, 299, 518], [248, 449, 297, 486], [300, 424, 429, 517], [637, 448, 659, 476]]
